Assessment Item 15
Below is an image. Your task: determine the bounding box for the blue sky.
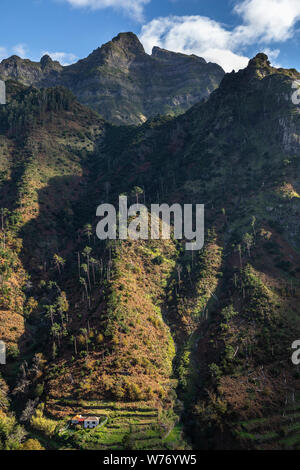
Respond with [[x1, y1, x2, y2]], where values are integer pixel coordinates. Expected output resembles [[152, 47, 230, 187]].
[[1, 0, 300, 72]]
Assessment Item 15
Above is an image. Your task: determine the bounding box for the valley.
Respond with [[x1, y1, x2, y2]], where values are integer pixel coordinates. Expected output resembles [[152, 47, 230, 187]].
[[0, 47, 299, 451]]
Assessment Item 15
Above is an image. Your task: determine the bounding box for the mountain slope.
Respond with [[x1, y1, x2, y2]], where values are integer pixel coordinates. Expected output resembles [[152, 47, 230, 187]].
[[0, 33, 225, 125], [0, 81, 189, 449], [89, 53, 300, 449], [0, 53, 300, 450]]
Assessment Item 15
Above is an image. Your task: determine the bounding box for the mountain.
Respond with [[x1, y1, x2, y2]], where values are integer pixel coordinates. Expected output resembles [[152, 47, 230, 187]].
[[0, 33, 225, 125], [96, 52, 300, 450], [0, 53, 300, 450], [0, 54, 63, 87]]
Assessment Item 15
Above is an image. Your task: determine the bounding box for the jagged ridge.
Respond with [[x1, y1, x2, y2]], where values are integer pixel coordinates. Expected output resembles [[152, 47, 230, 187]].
[[0, 32, 225, 125]]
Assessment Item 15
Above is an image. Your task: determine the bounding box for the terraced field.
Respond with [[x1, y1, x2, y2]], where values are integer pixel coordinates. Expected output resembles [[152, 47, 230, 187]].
[[40, 399, 188, 450], [236, 400, 300, 450]]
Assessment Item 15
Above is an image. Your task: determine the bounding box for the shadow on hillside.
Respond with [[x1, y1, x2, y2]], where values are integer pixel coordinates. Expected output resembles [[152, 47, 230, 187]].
[[16, 172, 101, 362], [162, 231, 227, 441]]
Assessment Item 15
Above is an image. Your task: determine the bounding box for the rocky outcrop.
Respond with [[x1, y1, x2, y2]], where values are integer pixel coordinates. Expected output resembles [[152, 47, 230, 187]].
[[0, 54, 62, 87]]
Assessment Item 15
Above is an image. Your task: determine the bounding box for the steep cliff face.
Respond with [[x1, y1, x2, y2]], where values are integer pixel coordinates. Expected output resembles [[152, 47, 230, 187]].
[[0, 33, 225, 125]]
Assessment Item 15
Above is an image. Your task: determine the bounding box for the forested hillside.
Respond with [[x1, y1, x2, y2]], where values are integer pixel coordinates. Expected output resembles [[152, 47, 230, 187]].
[[0, 52, 300, 450]]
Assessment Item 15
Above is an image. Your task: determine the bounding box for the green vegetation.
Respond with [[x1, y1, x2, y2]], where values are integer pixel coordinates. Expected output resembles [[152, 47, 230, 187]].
[[0, 52, 300, 451]]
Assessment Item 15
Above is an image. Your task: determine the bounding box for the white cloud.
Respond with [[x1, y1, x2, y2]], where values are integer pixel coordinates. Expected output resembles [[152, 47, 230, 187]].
[[140, 0, 300, 72], [12, 43, 28, 58], [62, 0, 150, 21], [0, 47, 8, 61], [140, 16, 249, 72], [262, 48, 281, 66], [0, 44, 28, 61], [42, 51, 78, 65], [233, 0, 300, 44]]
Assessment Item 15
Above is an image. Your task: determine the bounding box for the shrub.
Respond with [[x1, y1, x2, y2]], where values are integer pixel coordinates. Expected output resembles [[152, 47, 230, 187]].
[[21, 439, 45, 450], [30, 408, 56, 437]]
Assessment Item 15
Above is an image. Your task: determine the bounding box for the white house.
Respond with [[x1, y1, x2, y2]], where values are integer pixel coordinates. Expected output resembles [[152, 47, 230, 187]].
[[84, 417, 100, 429], [70, 415, 100, 429]]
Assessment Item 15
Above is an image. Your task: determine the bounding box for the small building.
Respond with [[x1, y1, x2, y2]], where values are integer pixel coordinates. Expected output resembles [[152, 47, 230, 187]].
[[71, 415, 85, 425], [84, 417, 100, 429], [70, 415, 100, 429]]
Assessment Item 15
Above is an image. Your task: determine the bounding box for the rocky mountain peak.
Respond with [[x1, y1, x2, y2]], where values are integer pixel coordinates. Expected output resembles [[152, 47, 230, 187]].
[[248, 52, 270, 68], [111, 32, 145, 54], [40, 54, 55, 69], [219, 52, 278, 92], [244, 52, 299, 80], [246, 53, 273, 77], [1, 55, 23, 65]]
